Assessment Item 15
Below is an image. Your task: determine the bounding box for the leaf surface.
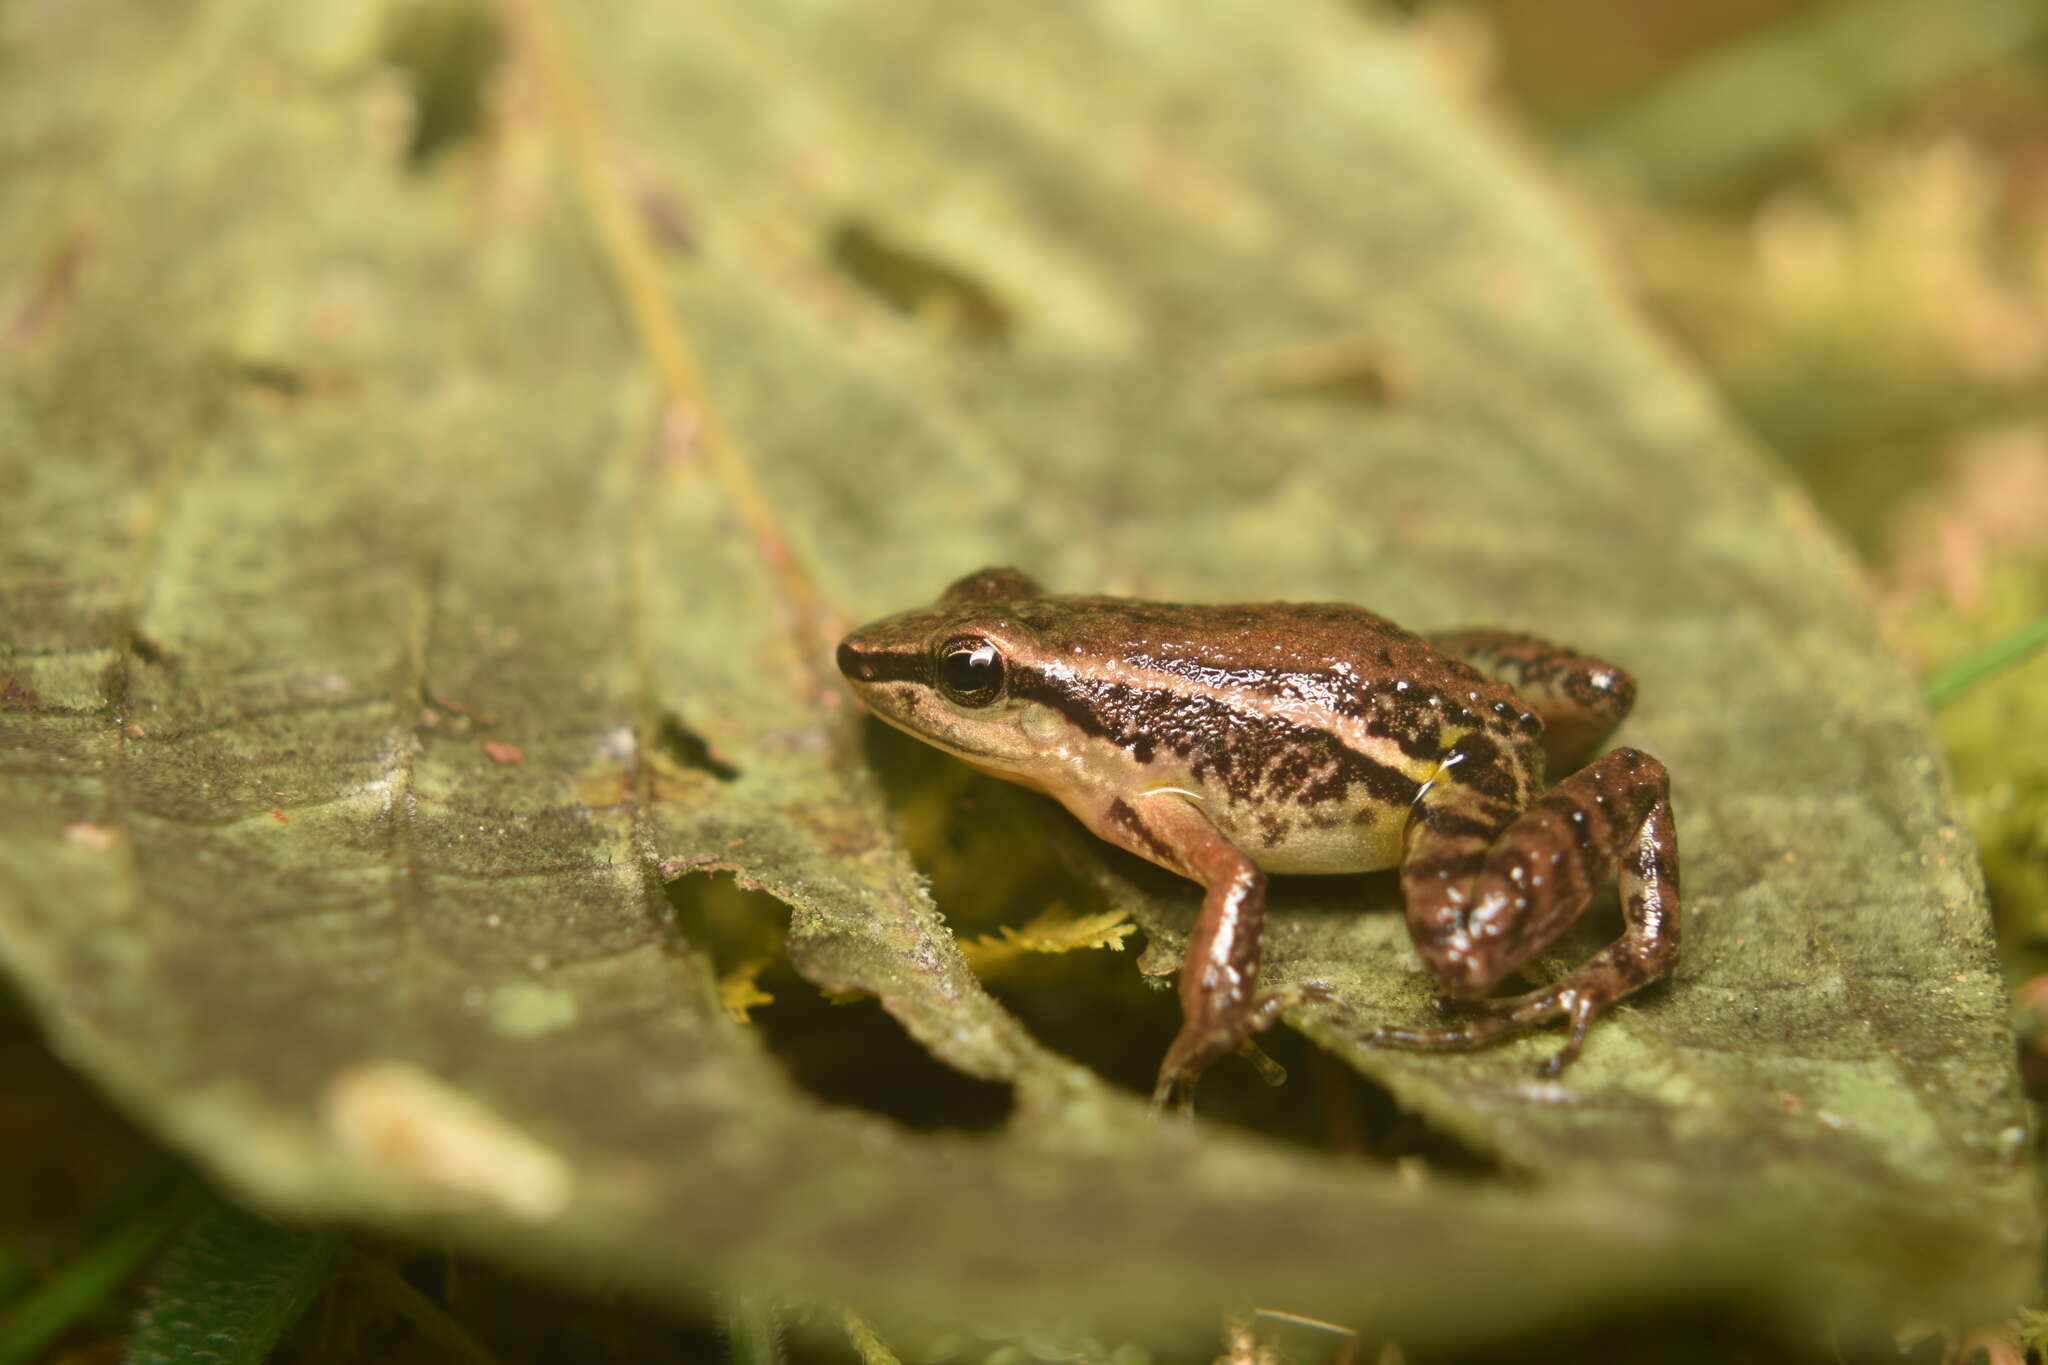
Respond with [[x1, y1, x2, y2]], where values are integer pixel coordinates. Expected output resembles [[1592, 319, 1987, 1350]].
[[0, 0, 2034, 1346]]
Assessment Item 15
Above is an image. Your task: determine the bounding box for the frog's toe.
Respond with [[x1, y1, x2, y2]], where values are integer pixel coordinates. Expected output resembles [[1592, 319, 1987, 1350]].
[[1148, 1073, 1197, 1117], [1151, 1024, 1235, 1114], [1365, 1012, 1527, 1054], [1237, 1038, 1289, 1088], [1366, 1021, 1459, 1051], [1533, 989, 1599, 1076], [1247, 981, 1340, 1030]]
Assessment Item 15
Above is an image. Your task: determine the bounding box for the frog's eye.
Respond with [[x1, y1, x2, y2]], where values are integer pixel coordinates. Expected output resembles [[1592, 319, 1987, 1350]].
[[935, 635, 1005, 707]]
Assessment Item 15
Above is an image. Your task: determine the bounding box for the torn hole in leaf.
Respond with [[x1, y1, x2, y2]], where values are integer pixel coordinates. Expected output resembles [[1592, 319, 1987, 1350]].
[[1024, 843, 1502, 1169], [827, 221, 1014, 346], [861, 725, 1499, 1167], [664, 870, 1012, 1132], [379, 0, 505, 167], [656, 714, 740, 782], [984, 914, 1497, 1172], [753, 970, 1014, 1133]]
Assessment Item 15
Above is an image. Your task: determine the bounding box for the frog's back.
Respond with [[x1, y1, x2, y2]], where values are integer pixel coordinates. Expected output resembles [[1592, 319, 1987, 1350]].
[[1018, 597, 1540, 874], [1028, 597, 1466, 685]]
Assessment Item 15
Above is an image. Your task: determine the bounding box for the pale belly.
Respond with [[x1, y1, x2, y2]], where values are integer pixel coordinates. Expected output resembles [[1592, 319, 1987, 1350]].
[[1211, 796, 1412, 875], [998, 743, 1427, 881]]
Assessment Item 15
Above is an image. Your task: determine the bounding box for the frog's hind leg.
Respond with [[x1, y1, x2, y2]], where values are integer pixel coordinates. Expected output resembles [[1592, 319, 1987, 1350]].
[[1380, 746, 1680, 1074], [1428, 630, 1636, 772]]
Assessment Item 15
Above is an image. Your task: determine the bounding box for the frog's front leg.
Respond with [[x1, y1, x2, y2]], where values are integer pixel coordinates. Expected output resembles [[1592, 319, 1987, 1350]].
[[1378, 743, 1680, 1074], [1099, 793, 1272, 1112]]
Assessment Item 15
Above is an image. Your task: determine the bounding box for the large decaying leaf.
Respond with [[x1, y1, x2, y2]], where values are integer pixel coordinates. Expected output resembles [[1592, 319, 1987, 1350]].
[[0, 0, 2036, 1349]]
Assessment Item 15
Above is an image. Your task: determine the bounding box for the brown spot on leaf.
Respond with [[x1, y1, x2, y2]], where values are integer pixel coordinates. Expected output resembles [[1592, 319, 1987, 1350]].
[[629, 156, 698, 255], [424, 687, 495, 730], [222, 358, 360, 406], [827, 220, 1012, 345], [2, 228, 89, 354], [656, 714, 739, 782], [1, 677, 45, 710], [1222, 333, 1404, 407], [128, 629, 173, 668]]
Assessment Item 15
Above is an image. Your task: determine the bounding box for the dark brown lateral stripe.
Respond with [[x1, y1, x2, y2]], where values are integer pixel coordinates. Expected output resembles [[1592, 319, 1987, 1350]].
[[1006, 665, 1423, 808], [1004, 666, 1116, 740]]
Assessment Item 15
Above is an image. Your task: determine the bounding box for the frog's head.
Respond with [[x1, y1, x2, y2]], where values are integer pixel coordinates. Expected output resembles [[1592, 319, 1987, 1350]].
[[836, 567, 1059, 778]]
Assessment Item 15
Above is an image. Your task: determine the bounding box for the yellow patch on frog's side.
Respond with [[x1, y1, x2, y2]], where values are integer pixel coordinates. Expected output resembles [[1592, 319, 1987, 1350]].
[[960, 906, 1137, 972], [717, 956, 775, 1023], [1225, 791, 1413, 875], [1353, 794, 1415, 866]]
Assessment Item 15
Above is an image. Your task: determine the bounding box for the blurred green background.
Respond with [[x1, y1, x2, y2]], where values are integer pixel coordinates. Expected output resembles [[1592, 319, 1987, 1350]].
[[4, 0, 2045, 1361]]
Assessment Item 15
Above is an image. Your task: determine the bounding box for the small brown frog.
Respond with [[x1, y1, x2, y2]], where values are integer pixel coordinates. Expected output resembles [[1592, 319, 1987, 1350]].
[[836, 568, 1680, 1110]]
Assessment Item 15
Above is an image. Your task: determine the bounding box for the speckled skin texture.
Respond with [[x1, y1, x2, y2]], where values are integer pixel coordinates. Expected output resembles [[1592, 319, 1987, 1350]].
[[838, 568, 1680, 1109]]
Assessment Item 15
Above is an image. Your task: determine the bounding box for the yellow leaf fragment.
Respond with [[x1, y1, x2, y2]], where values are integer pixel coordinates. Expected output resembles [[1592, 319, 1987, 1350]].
[[960, 907, 1136, 972], [718, 956, 774, 1024]]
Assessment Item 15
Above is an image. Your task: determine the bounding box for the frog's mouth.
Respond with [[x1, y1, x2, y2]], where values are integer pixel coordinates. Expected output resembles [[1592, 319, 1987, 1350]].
[[840, 688, 1027, 784], [853, 686, 1014, 766]]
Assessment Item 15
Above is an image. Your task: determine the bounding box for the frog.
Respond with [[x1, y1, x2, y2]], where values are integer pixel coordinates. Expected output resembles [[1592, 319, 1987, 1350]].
[[835, 567, 1680, 1111]]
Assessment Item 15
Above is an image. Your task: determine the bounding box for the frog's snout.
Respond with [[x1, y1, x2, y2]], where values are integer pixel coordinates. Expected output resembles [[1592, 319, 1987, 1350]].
[[836, 630, 928, 691]]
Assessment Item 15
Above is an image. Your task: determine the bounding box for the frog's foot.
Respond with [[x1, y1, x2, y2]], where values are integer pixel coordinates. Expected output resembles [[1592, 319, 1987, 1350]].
[[1151, 1023, 1240, 1115], [1150, 986, 1319, 1112], [1367, 982, 1603, 1077], [1389, 744, 1681, 1076], [1380, 889, 1681, 1075], [1150, 1038, 1283, 1115]]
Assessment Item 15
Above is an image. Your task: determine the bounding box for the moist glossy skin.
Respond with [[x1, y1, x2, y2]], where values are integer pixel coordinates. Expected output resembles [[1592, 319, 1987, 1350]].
[[837, 566, 1681, 1112]]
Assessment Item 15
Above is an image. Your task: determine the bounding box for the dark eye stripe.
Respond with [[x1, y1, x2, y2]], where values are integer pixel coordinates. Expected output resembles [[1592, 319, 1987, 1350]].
[[836, 646, 927, 685]]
